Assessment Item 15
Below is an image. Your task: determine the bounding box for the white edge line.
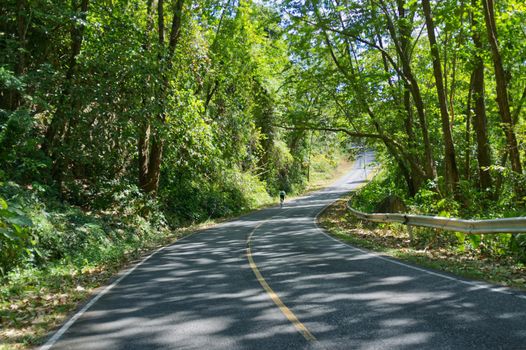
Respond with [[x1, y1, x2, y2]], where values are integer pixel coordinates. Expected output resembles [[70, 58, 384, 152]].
[[39, 232, 198, 350], [312, 173, 525, 300]]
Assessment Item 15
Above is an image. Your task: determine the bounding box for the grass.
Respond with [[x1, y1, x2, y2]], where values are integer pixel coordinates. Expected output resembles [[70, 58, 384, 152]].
[[318, 196, 526, 291]]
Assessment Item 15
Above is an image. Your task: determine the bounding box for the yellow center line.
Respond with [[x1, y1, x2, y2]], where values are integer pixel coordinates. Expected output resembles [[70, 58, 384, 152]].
[[246, 220, 317, 343]]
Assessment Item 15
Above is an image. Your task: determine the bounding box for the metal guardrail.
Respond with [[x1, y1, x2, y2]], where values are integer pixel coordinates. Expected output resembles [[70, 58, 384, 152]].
[[347, 201, 526, 234]]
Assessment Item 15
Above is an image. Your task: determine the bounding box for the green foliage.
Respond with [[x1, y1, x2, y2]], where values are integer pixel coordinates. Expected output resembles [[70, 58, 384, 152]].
[[1, 0, 525, 345], [0, 67, 24, 93], [509, 234, 526, 262], [161, 164, 271, 223], [352, 166, 526, 263], [0, 181, 171, 276], [264, 139, 295, 192], [0, 192, 35, 276], [0, 108, 49, 183], [351, 168, 405, 213], [0, 0, 349, 287]]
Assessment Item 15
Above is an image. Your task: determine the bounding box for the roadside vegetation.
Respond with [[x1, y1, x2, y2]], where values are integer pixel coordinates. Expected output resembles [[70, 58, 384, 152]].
[[319, 170, 526, 291]]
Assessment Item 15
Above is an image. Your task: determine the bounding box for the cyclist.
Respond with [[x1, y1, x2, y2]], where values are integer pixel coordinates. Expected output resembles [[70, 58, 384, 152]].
[[279, 190, 286, 208]]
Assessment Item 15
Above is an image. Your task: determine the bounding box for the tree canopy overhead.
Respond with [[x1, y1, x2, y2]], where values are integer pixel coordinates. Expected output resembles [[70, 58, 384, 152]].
[[1, 0, 525, 213], [280, 0, 525, 199]]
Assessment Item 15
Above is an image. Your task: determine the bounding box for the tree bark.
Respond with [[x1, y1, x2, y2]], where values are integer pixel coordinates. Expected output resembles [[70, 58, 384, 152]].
[[470, 1, 492, 190], [465, 71, 473, 181], [312, 1, 436, 182], [481, 0, 522, 175], [321, 2, 426, 194], [139, 0, 185, 194], [138, 0, 155, 191], [142, 131, 164, 193], [471, 65, 492, 190], [397, 2, 422, 192], [11, 0, 27, 109], [138, 120, 151, 190], [422, 0, 460, 194], [380, 0, 435, 180], [43, 0, 89, 151]]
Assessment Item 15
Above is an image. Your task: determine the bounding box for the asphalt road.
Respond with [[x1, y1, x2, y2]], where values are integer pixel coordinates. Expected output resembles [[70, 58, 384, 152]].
[[41, 151, 526, 350]]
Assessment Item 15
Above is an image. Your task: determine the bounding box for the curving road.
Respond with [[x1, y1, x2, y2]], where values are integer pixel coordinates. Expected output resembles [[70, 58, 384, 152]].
[[41, 151, 526, 350]]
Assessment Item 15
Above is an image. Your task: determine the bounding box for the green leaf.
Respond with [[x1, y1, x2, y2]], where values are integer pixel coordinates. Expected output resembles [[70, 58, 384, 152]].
[[4, 215, 33, 227], [0, 227, 17, 240], [468, 235, 481, 249]]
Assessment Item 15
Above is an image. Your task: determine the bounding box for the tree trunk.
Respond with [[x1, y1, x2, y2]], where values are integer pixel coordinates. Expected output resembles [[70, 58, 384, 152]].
[[422, 0, 460, 194], [373, 3, 421, 194], [42, 0, 89, 187], [11, 0, 27, 109], [481, 0, 522, 175], [138, 0, 185, 195], [138, 120, 151, 190], [43, 0, 89, 150], [397, 2, 423, 193], [0, 0, 28, 110], [142, 131, 164, 193], [399, 5, 415, 149], [138, 0, 154, 191], [471, 67, 492, 190], [470, 1, 492, 190], [465, 71, 473, 181], [322, 1, 428, 195], [382, 1, 435, 180]]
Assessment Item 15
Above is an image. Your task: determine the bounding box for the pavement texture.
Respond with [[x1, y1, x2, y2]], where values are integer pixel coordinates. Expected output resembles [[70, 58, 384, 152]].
[[42, 151, 526, 350]]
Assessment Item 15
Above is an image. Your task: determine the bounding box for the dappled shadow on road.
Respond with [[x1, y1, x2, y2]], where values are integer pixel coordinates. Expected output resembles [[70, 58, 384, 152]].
[[251, 207, 526, 350], [49, 150, 494, 350], [49, 215, 316, 350], [47, 159, 370, 350]]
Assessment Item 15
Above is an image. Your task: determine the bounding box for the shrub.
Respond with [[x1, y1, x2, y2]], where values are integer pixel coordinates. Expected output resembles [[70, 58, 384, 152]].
[[0, 194, 36, 276]]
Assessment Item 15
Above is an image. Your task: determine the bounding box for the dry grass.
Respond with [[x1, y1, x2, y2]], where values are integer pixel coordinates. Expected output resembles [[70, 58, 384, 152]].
[[305, 157, 355, 192]]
